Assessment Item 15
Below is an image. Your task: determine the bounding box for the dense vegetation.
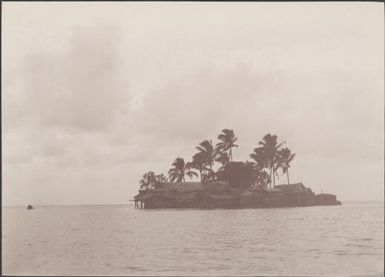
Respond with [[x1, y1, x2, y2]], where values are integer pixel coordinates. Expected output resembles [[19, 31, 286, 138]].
[[139, 130, 295, 191]]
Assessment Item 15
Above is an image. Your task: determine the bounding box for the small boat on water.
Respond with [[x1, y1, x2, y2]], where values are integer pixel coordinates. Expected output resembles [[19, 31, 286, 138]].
[[27, 204, 34, 210]]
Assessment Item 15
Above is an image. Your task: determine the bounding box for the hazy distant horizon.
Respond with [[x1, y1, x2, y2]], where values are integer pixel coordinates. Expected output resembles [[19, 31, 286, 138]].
[[3, 199, 385, 209], [3, 2, 384, 206]]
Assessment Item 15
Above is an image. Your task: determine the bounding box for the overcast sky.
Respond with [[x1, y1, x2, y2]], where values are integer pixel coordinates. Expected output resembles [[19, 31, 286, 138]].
[[3, 2, 384, 205]]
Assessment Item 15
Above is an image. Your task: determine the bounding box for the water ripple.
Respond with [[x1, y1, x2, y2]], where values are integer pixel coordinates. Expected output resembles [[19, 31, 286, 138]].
[[2, 202, 384, 276]]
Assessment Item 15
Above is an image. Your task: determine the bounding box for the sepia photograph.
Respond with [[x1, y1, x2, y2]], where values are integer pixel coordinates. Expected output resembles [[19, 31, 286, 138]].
[[2, 2, 384, 276]]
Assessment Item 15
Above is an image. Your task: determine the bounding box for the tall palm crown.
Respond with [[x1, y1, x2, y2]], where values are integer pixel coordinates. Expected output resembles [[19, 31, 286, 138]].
[[168, 157, 198, 182], [253, 134, 285, 187], [215, 152, 229, 166], [249, 147, 270, 188], [192, 152, 206, 182], [277, 147, 295, 184], [258, 134, 284, 166], [195, 140, 217, 180], [215, 152, 229, 176], [196, 140, 216, 166], [216, 129, 238, 162], [249, 147, 268, 169]]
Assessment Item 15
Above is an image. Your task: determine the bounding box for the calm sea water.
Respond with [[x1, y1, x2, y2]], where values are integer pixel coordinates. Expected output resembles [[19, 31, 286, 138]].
[[2, 201, 384, 276]]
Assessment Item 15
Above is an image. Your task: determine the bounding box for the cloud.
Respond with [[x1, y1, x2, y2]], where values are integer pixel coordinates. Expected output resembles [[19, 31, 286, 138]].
[[122, 62, 383, 168], [128, 63, 267, 141], [4, 24, 130, 133], [2, 3, 383, 204], [3, 23, 135, 170], [4, 56, 382, 171]]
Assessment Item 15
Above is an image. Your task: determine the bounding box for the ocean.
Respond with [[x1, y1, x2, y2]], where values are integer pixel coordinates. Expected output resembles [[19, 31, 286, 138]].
[[2, 201, 384, 276]]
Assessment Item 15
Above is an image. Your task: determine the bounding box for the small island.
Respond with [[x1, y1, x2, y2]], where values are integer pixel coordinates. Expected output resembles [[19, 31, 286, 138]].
[[133, 130, 341, 209]]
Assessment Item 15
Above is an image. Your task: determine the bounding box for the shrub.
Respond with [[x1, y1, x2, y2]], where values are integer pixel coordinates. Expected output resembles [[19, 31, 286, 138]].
[[216, 162, 255, 189]]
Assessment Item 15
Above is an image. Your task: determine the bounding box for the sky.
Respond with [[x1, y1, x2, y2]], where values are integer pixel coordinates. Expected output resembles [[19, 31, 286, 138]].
[[2, 2, 384, 206]]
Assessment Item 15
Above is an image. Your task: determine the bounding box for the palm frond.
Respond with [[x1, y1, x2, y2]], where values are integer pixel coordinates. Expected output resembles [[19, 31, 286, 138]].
[[186, 171, 198, 178]]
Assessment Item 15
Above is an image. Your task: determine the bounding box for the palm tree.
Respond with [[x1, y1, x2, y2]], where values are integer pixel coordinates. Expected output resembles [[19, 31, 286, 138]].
[[192, 152, 206, 182], [195, 140, 217, 181], [216, 129, 238, 162], [215, 152, 229, 176], [247, 161, 270, 189], [249, 148, 270, 189], [156, 173, 169, 183], [253, 134, 285, 188], [215, 151, 229, 166], [196, 140, 216, 173], [277, 147, 296, 185], [185, 161, 198, 180], [168, 158, 198, 182], [249, 147, 268, 168]]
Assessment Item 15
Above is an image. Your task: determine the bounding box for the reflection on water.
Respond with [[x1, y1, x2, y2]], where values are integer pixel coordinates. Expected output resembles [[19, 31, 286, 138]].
[[2, 201, 384, 276]]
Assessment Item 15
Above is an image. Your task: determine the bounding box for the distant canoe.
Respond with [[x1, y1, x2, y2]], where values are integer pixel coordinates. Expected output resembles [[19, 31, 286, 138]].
[[27, 204, 34, 210]]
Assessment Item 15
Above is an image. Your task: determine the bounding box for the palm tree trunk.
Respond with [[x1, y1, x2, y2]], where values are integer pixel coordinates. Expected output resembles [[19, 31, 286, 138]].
[[287, 168, 290, 185], [269, 167, 272, 189], [229, 148, 233, 162], [183, 175, 185, 182], [199, 169, 203, 182], [209, 163, 213, 180]]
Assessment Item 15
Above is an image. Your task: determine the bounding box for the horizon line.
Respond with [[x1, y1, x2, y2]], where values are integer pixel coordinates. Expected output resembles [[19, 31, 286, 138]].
[[3, 200, 384, 208]]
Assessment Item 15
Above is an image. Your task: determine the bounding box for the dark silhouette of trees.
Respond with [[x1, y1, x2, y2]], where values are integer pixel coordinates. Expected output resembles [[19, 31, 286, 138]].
[[140, 171, 168, 190], [191, 152, 206, 182], [216, 129, 238, 162], [156, 173, 168, 183], [215, 151, 230, 166], [215, 151, 229, 176], [195, 140, 217, 181], [250, 147, 268, 168], [248, 161, 271, 189], [277, 147, 296, 184], [168, 157, 198, 182], [250, 145, 270, 188], [138, 131, 295, 192], [250, 134, 285, 188], [216, 161, 255, 189]]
